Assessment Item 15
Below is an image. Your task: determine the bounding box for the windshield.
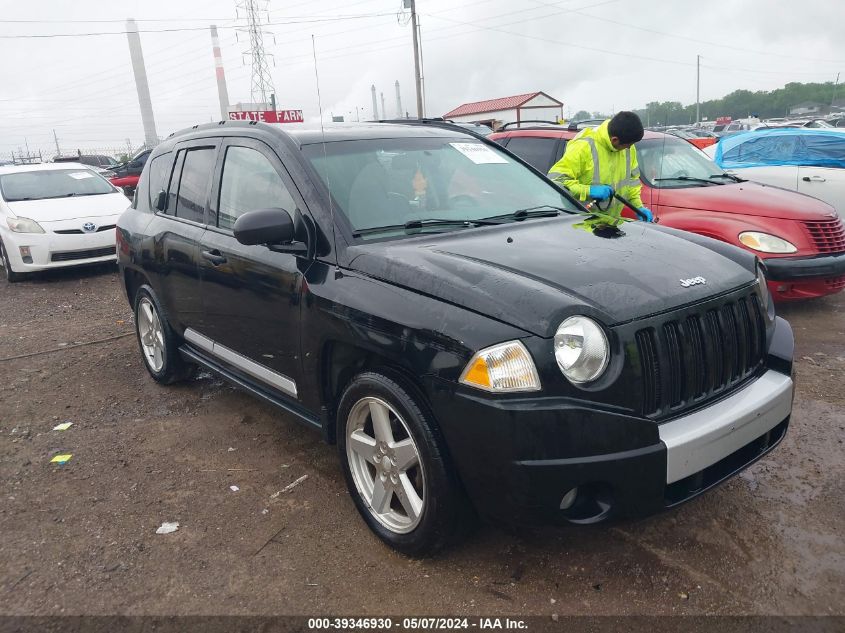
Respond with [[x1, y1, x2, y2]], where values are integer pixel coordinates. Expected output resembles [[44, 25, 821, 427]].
[[637, 137, 728, 188], [302, 137, 580, 238], [0, 168, 116, 201]]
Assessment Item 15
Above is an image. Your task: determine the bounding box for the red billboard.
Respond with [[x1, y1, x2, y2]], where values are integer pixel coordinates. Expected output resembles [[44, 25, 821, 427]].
[[228, 110, 304, 123]]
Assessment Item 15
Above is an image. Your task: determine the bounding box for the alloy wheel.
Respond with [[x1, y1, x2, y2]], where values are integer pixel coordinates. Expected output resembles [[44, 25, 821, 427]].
[[137, 296, 165, 372], [346, 396, 426, 534]]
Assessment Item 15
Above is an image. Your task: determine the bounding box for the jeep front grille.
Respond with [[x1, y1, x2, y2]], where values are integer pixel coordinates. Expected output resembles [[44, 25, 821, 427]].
[[636, 292, 766, 417]]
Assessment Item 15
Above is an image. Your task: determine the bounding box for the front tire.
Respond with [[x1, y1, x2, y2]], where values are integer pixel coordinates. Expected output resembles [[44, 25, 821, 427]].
[[337, 371, 471, 556], [133, 285, 194, 384], [0, 238, 26, 283]]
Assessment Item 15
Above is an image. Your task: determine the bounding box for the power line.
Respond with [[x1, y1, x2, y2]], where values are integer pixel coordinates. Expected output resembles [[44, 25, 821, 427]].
[[0, 12, 395, 38]]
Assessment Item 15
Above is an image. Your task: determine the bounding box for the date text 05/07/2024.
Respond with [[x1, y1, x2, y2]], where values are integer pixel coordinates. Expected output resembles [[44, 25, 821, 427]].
[[307, 617, 528, 630]]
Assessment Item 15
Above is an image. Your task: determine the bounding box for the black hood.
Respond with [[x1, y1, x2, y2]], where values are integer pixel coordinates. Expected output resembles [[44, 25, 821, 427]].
[[347, 216, 756, 337]]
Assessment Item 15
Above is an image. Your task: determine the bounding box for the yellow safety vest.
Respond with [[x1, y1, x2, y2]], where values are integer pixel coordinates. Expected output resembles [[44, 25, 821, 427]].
[[547, 120, 644, 216]]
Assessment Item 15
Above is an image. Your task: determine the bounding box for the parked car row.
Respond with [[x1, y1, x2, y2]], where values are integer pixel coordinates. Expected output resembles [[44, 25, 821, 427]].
[[490, 123, 845, 301]]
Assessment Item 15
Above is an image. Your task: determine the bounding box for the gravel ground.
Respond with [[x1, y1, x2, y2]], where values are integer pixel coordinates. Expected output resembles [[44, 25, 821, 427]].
[[0, 264, 843, 618]]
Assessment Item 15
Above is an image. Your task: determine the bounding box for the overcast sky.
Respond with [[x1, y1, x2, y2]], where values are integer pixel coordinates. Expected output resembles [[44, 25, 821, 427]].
[[0, 0, 843, 157]]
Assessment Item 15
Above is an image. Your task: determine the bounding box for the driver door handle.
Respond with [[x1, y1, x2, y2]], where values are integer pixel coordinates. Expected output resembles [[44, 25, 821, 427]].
[[202, 249, 227, 266], [802, 175, 826, 182]]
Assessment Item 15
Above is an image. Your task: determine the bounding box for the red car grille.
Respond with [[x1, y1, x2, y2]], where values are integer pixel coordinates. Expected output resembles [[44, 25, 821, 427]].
[[803, 218, 845, 253]]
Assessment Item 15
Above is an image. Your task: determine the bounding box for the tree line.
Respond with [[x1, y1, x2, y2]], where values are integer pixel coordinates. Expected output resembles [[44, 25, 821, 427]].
[[571, 81, 842, 126]]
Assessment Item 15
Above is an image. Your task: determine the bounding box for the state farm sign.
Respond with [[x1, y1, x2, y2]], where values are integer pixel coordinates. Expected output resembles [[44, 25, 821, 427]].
[[228, 110, 304, 123]]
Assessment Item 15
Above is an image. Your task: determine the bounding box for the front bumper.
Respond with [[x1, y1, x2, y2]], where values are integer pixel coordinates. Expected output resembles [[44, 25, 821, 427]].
[[1, 223, 117, 272], [426, 317, 794, 525], [764, 252, 845, 281]]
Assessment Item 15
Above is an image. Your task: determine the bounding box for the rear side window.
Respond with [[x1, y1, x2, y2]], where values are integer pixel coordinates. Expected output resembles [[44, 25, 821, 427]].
[[146, 153, 173, 210], [217, 146, 296, 231], [504, 136, 559, 173], [174, 148, 215, 223]]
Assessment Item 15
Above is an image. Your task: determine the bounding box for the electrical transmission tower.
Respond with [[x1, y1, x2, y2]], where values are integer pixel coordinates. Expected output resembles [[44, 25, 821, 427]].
[[236, 0, 275, 106]]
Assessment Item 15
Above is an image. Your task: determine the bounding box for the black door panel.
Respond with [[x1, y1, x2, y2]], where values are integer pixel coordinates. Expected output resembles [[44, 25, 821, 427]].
[[197, 138, 309, 395]]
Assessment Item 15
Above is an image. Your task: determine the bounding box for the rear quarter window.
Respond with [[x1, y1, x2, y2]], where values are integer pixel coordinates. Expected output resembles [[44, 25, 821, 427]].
[[146, 152, 173, 210]]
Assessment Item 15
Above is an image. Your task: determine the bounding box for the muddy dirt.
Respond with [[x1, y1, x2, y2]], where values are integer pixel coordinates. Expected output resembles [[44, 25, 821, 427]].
[[0, 265, 843, 617]]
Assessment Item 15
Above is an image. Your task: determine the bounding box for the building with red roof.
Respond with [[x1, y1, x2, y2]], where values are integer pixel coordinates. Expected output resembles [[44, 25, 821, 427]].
[[443, 91, 564, 129]]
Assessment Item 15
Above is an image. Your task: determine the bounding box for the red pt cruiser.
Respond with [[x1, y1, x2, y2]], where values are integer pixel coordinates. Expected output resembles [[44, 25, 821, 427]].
[[490, 127, 845, 301]]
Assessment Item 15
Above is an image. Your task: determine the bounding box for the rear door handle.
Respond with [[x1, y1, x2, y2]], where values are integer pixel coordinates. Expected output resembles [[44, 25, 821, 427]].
[[202, 249, 227, 266], [802, 175, 826, 182]]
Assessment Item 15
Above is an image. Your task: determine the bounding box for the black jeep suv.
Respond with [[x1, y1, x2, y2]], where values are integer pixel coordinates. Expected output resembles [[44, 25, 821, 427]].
[[117, 120, 794, 555]]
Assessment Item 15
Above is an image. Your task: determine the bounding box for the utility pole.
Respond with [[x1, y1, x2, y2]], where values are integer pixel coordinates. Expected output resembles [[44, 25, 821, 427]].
[[408, 0, 424, 118], [696, 54, 701, 126], [832, 72, 841, 107], [270, 93, 276, 111], [53, 129, 60, 156]]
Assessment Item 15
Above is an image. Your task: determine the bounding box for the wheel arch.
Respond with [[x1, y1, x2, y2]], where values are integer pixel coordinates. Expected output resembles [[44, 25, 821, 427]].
[[320, 339, 432, 445]]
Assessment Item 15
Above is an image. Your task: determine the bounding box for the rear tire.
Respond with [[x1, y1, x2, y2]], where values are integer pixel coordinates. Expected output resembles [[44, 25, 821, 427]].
[[0, 238, 26, 283], [133, 285, 194, 384], [337, 371, 472, 556]]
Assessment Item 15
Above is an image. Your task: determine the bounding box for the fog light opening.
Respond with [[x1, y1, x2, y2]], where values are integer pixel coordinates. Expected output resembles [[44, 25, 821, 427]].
[[559, 482, 614, 525], [559, 487, 578, 510], [19, 246, 32, 264]]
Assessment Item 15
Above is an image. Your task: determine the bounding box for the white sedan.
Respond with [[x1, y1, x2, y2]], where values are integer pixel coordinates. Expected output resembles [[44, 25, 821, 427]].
[[0, 163, 130, 282], [706, 128, 845, 217]]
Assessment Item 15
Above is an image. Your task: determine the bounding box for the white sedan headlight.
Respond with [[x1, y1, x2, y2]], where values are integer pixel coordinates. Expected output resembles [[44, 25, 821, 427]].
[[459, 340, 541, 393], [554, 316, 609, 384], [6, 216, 45, 234], [739, 231, 797, 254]]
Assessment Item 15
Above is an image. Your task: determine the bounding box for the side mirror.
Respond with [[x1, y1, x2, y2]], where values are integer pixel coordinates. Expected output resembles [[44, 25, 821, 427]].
[[233, 208, 294, 246], [154, 190, 167, 212]]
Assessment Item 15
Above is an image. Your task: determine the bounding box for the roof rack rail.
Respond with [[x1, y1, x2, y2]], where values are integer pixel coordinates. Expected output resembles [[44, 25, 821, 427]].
[[499, 120, 561, 130], [567, 118, 606, 132], [374, 117, 491, 141]]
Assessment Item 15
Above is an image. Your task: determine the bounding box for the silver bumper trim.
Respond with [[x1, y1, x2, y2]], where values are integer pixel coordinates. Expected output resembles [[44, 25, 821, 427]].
[[659, 370, 793, 484]]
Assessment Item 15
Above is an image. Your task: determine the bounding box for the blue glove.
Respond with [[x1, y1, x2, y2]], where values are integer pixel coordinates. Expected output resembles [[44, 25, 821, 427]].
[[589, 184, 614, 200], [637, 207, 654, 222]]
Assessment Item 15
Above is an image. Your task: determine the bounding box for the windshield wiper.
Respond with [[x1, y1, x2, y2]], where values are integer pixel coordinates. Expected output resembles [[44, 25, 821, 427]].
[[708, 172, 745, 183], [479, 205, 565, 223], [653, 176, 719, 186], [352, 217, 499, 237]]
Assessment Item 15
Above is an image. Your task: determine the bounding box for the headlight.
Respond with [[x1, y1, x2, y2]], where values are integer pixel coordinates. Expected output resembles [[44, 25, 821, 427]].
[[554, 316, 609, 384], [459, 340, 541, 393], [757, 265, 772, 314], [739, 231, 797, 254], [6, 216, 45, 234]]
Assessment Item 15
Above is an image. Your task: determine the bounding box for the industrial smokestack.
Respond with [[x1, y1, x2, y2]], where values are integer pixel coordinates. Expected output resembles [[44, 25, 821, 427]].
[[125, 18, 158, 148], [210, 25, 231, 121], [371, 84, 379, 120], [395, 80, 403, 119], [381, 92, 386, 121]]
